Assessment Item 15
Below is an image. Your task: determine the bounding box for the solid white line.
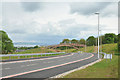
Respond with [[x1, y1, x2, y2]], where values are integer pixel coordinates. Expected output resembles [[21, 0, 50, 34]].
[[4, 68, 10, 70], [21, 65, 26, 67], [51, 59, 102, 78], [1, 53, 73, 64], [0, 53, 94, 79]]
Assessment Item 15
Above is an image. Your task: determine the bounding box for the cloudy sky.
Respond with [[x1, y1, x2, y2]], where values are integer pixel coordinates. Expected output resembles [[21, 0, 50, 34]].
[[1, 1, 118, 46]]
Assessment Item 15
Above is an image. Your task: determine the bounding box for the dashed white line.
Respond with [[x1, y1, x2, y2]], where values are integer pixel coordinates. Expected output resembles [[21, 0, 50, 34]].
[[21, 64, 37, 67], [4, 68, 10, 70]]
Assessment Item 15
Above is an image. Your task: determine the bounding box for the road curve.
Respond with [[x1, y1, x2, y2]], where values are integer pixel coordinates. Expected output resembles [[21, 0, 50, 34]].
[[1, 53, 98, 80]]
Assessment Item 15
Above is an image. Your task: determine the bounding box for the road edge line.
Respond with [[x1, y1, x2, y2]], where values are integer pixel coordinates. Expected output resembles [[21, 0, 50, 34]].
[[1, 53, 94, 79], [51, 58, 102, 78], [1, 53, 73, 64]]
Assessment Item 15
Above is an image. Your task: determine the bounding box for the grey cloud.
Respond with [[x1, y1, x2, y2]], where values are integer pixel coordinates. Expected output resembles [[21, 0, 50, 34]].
[[65, 24, 97, 37], [70, 2, 111, 15], [21, 2, 41, 12], [59, 19, 75, 25], [58, 19, 97, 38]]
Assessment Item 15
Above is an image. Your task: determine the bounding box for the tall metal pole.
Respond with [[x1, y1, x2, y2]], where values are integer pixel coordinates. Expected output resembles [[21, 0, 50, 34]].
[[96, 38, 97, 53], [100, 30, 102, 52], [85, 40, 86, 53], [95, 12, 100, 59]]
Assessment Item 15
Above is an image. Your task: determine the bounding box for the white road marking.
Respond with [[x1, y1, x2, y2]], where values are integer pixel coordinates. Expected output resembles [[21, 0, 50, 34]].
[[1, 53, 74, 64], [47, 61, 54, 63], [4, 68, 10, 70], [0, 53, 94, 79], [58, 60, 63, 61], [21, 65, 26, 67], [21, 64, 37, 67], [29, 64, 37, 66]]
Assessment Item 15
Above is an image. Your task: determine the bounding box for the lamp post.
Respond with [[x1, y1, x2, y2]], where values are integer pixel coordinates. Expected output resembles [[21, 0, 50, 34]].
[[100, 30, 102, 53], [95, 12, 100, 59], [85, 40, 86, 53]]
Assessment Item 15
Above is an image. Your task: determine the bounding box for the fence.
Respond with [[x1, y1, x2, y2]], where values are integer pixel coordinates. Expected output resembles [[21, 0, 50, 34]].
[[0, 52, 65, 60]]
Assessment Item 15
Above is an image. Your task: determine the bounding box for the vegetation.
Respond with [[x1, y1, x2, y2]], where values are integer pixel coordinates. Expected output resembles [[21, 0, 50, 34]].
[[78, 43, 118, 54], [71, 39, 78, 43], [60, 33, 118, 46], [34, 45, 39, 48], [79, 38, 85, 44], [62, 43, 118, 78], [86, 36, 96, 46], [61, 39, 70, 44], [0, 30, 15, 54], [64, 55, 118, 78], [103, 33, 118, 44], [1, 53, 65, 60], [1, 30, 119, 55], [13, 47, 56, 54], [118, 34, 120, 53]]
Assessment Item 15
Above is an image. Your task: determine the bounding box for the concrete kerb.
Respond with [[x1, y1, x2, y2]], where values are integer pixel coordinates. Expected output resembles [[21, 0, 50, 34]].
[[51, 59, 102, 78]]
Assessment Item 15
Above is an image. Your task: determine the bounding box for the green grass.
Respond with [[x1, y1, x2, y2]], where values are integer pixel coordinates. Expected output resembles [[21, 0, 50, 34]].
[[61, 49, 76, 53], [13, 48, 56, 54], [64, 55, 118, 78], [1, 47, 66, 60], [78, 43, 118, 54], [63, 43, 118, 78], [1, 53, 65, 60]]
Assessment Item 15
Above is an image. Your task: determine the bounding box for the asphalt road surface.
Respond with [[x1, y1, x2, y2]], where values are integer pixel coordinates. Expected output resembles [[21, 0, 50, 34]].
[[1, 53, 98, 80]]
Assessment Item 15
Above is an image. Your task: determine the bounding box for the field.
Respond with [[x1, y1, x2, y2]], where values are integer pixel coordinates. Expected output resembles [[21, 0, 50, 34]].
[[1, 47, 65, 60], [78, 43, 118, 54], [13, 48, 56, 54], [63, 43, 118, 78]]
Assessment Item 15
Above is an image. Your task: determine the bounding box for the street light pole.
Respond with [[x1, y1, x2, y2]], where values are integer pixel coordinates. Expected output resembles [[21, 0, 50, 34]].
[[95, 12, 100, 59], [100, 30, 102, 53], [85, 40, 86, 53]]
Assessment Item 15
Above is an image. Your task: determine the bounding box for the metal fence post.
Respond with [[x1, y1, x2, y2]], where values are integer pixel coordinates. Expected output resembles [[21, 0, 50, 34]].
[[9, 56, 11, 60], [110, 54, 111, 61], [106, 54, 107, 61]]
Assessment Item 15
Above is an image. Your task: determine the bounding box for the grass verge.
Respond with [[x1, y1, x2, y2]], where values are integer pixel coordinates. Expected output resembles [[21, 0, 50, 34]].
[[63, 54, 118, 78], [63, 43, 118, 78]]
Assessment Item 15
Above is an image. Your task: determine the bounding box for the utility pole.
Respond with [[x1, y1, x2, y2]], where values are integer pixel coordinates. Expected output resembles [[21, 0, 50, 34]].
[[100, 30, 102, 53], [95, 12, 100, 59], [85, 40, 86, 53]]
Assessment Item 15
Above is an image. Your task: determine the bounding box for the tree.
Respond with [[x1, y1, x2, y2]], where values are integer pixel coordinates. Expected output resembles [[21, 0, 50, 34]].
[[114, 35, 118, 43], [34, 45, 39, 48], [104, 33, 116, 44], [86, 36, 96, 46], [0, 40, 1, 54], [0, 30, 14, 54], [79, 39, 85, 44], [71, 39, 78, 44], [61, 39, 70, 44], [118, 33, 120, 53]]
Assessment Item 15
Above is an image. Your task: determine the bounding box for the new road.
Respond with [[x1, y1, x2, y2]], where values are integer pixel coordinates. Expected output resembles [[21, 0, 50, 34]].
[[1, 53, 98, 80]]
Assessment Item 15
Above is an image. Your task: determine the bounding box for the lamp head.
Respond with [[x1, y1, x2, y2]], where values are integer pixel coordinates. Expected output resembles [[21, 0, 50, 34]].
[[95, 12, 99, 14]]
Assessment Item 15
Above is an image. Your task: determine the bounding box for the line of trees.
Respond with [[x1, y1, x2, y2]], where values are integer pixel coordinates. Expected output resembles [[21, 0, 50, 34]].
[[61, 33, 119, 46], [1, 30, 120, 54]]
